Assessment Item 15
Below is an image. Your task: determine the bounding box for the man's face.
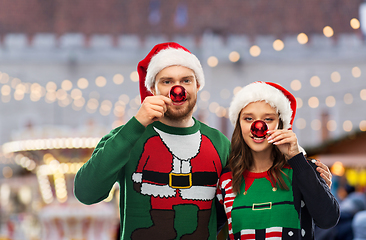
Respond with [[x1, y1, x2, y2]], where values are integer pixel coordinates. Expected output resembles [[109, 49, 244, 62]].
[[152, 65, 200, 120]]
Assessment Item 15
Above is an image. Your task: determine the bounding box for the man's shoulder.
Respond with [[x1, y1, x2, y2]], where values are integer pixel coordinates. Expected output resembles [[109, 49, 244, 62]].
[[197, 120, 227, 138], [107, 117, 147, 136], [110, 125, 124, 134], [96, 125, 124, 143], [197, 121, 230, 151]]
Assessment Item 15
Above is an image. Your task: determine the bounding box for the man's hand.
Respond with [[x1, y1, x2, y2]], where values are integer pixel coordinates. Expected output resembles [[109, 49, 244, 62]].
[[135, 95, 172, 127], [315, 160, 333, 189]]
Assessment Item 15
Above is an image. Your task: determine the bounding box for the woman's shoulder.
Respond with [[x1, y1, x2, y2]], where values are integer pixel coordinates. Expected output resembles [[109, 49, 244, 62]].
[[305, 157, 318, 169]]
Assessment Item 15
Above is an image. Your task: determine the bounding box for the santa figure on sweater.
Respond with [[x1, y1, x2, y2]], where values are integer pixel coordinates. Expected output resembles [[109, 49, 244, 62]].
[[131, 43, 223, 240]]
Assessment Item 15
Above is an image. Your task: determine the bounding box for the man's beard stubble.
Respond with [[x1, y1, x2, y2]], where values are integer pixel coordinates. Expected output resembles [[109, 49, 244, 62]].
[[164, 96, 196, 120]]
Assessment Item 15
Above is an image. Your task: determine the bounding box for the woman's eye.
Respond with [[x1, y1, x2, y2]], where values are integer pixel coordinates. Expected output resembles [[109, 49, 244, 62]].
[[264, 118, 274, 122], [244, 117, 253, 121]]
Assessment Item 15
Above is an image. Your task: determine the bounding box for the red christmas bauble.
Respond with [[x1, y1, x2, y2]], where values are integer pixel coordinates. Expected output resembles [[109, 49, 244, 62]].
[[250, 120, 269, 138], [169, 85, 187, 102]]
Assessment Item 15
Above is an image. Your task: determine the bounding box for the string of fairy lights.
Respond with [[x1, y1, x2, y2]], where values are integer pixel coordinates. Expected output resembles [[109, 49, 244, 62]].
[[0, 19, 364, 129], [203, 19, 366, 133]]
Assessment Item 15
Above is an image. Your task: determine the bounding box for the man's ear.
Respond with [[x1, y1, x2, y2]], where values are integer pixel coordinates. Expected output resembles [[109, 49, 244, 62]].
[[196, 82, 201, 92], [150, 81, 156, 95], [150, 88, 156, 95]]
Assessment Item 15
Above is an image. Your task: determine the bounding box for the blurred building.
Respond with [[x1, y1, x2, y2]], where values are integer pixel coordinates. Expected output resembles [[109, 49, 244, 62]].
[[0, 0, 365, 146], [0, 1, 366, 239]]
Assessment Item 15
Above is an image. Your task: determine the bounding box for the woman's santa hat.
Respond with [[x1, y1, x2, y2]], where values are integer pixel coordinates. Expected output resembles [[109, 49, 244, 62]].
[[229, 81, 297, 130], [137, 42, 205, 102]]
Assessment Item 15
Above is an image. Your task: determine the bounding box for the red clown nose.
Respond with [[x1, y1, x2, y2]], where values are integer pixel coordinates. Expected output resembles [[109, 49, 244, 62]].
[[169, 85, 187, 102], [250, 120, 269, 138]]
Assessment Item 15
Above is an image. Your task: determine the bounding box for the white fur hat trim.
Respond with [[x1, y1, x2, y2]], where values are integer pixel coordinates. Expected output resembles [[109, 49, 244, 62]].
[[229, 82, 293, 130], [145, 47, 205, 92]]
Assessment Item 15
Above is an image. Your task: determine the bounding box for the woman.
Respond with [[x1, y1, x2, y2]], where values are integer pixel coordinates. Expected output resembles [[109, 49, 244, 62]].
[[217, 81, 340, 240]]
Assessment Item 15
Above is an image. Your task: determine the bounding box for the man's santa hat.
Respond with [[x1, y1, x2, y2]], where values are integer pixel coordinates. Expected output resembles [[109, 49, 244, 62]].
[[137, 42, 205, 102], [229, 81, 297, 130]]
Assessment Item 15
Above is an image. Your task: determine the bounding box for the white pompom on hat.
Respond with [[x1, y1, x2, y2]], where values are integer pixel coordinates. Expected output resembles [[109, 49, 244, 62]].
[[137, 42, 205, 103], [229, 81, 297, 130]]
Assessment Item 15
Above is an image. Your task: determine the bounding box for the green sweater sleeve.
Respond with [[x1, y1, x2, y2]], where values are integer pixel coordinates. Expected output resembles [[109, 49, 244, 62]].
[[74, 117, 146, 205]]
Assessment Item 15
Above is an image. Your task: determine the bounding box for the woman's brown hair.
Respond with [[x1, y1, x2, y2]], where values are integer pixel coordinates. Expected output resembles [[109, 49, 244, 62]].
[[228, 114, 290, 194]]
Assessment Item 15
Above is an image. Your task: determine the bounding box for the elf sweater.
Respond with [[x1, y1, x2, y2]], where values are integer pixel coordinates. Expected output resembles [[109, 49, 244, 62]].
[[74, 117, 230, 240], [216, 153, 340, 240]]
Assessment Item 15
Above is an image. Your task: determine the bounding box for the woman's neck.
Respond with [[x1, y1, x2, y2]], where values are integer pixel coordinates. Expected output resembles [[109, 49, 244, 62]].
[[250, 149, 274, 173]]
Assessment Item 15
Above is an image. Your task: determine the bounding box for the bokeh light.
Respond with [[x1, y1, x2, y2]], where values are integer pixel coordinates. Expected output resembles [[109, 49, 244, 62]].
[[249, 45, 261, 57], [323, 26, 334, 37], [331, 71, 341, 82], [290, 80, 302, 91], [344, 93, 353, 104], [273, 39, 284, 51], [360, 89, 366, 100], [325, 96, 336, 107], [130, 71, 139, 82], [308, 97, 319, 108], [61, 80, 73, 91], [77, 78, 89, 89], [343, 120, 353, 132], [310, 76, 321, 87], [46, 82, 57, 92], [350, 18, 360, 29], [229, 51, 240, 62], [207, 56, 219, 67], [113, 74, 124, 85], [95, 76, 107, 87], [360, 120, 366, 131], [352, 67, 361, 78], [200, 90, 210, 101], [297, 33, 308, 44], [296, 97, 303, 109], [220, 89, 230, 99], [1, 85, 11, 96], [295, 118, 306, 129], [327, 120, 337, 131]]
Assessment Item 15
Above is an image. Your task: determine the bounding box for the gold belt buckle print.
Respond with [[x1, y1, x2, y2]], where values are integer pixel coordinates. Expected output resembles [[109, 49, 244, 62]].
[[169, 172, 192, 189], [252, 202, 272, 210]]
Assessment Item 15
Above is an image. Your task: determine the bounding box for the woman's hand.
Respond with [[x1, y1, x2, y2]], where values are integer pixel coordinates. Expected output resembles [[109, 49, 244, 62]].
[[267, 130, 333, 189], [267, 129, 300, 159]]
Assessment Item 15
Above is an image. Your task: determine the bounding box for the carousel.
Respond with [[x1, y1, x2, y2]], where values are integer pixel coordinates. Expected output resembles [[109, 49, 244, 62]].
[[0, 124, 119, 240]]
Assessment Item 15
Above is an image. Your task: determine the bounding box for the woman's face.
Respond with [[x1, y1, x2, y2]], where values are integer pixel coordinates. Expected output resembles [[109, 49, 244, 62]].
[[239, 101, 280, 153]]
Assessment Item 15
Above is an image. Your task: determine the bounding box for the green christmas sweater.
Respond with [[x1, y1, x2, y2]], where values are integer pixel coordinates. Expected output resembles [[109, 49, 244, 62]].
[[74, 117, 230, 240], [216, 153, 340, 240]]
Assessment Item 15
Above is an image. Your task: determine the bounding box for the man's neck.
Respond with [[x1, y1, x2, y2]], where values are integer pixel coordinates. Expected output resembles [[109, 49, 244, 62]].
[[159, 115, 195, 128]]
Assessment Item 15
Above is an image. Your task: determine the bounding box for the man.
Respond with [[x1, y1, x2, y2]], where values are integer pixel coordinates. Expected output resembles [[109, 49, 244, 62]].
[[74, 42, 231, 240]]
